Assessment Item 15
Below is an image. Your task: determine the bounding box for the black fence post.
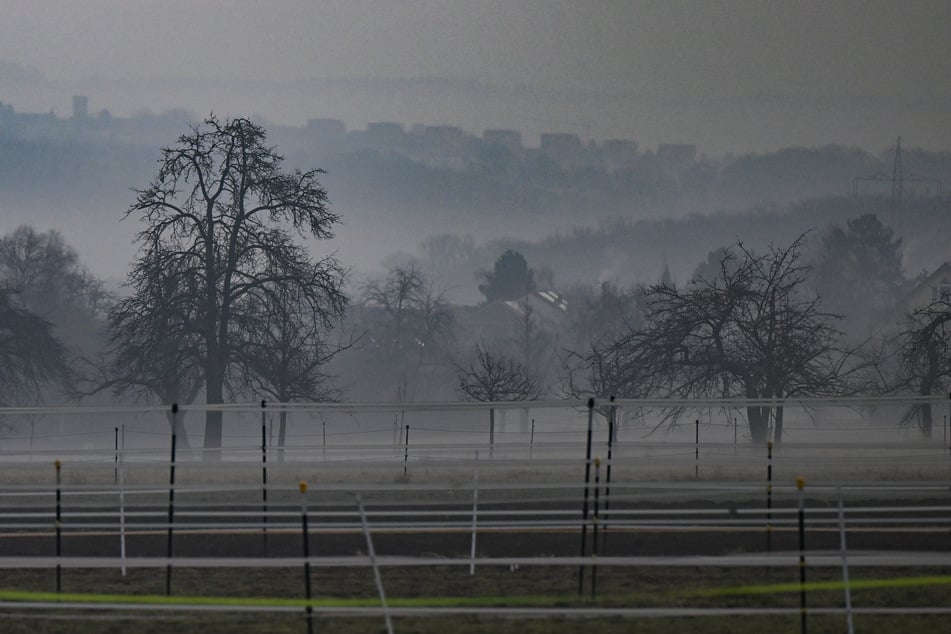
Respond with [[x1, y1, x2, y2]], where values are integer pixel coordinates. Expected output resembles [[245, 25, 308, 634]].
[[603, 396, 615, 552], [767, 441, 773, 557], [261, 399, 268, 554], [299, 481, 314, 634], [695, 419, 700, 479], [578, 397, 594, 595], [166, 403, 178, 597], [798, 477, 807, 634], [529, 417, 535, 459], [55, 459, 62, 594], [591, 456, 601, 599], [489, 408, 495, 458]]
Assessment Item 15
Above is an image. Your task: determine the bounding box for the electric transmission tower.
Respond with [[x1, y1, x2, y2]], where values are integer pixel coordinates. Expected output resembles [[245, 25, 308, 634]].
[[852, 137, 943, 234]]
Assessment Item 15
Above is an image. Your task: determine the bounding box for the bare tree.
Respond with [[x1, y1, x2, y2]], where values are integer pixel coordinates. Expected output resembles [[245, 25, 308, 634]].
[[102, 246, 203, 444], [360, 266, 454, 403], [0, 289, 71, 405], [0, 225, 110, 361], [508, 298, 557, 387], [235, 280, 353, 458], [457, 341, 541, 446], [562, 281, 649, 416], [122, 115, 346, 454], [891, 298, 951, 438], [457, 342, 541, 402], [602, 237, 859, 444]]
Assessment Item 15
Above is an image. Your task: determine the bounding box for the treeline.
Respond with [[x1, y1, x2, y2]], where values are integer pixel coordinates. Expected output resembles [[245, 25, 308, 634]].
[[387, 195, 951, 305], [2, 208, 948, 445], [1, 117, 950, 452]]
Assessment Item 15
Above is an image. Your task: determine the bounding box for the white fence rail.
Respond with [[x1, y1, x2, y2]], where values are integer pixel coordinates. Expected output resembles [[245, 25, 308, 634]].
[[0, 397, 949, 630]]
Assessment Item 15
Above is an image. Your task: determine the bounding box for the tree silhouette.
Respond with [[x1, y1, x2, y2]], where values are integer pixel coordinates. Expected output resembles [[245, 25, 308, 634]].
[[103, 245, 203, 445], [601, 236, 862, 444], [811, 214, 906, 338], [478, 249, 535, 303], [360, 266, 454, 403], [235, 280, 353, 459], [457, 341, 541, 450], [891, 298, 951, 438], [0, 225, 109, 358], [457, 342, 541, 402], [121, 115, 346, 455], [0, 289, 71, 405]]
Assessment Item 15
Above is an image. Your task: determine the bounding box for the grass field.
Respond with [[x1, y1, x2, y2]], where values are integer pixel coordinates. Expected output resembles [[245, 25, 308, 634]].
[[2, 400, 950, 632], [2, 563, 951, 633]]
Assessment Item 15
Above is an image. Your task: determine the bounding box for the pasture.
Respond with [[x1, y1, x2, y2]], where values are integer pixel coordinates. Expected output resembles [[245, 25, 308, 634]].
[[0, 398, 949, 632]]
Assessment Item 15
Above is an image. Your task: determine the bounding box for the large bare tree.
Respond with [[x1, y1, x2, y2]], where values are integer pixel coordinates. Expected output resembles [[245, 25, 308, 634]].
[[121, 115, 346, 454], [600, 237, 860, 444]]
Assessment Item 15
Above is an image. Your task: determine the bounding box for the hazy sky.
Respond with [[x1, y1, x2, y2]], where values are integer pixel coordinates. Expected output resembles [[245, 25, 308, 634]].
[[2, 0, 950, 152]]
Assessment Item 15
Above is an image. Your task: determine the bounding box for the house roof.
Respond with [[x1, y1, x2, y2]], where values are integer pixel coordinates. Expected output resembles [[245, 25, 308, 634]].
[[906, 261, 951, 308]]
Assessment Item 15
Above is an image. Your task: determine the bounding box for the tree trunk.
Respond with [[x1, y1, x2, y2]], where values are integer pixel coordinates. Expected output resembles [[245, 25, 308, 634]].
[[278, 410, 288, 463], [489, 408, 495, 457], [203, 363, 224, 460], [747, 405, 769, 444], [166, 410, 192, 451], [919, 402, 933, 439], [773, 406, 785, 447]]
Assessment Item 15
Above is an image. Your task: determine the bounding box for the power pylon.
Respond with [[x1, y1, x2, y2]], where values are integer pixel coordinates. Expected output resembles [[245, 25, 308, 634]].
[[852, 137, 942, 234]]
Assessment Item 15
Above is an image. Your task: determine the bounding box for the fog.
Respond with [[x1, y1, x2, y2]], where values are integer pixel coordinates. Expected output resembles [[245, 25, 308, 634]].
[[2, 1, 950, 282], [1, 1, 950, 417], [2, 1, 950, 154]]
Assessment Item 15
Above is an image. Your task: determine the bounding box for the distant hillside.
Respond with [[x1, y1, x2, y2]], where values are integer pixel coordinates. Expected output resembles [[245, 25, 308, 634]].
[[403, 196, 951, 304], [0, 110, 948, 283]]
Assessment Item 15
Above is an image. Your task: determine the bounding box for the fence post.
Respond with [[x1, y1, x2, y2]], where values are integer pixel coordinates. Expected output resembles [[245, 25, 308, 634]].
[[117, 434, 127, 577], [603, 396, 615, 552], [55, 459, 62, 594], [578, 397, 594, 595], [356, 495, 394, 634], [403, 424, 410, 476], [591, 456, 601, 598], [695, 419, 700, 479], [837, 487, 854, 634], [766, 441, 773, 557], [299, 481, 314, 634], [260, 400, 268, 554], [114, 426, 119, 485], [529, 418, 535, 459], [166, 403, 178, 597], [798, 476, 807, 634], [469, 450, 479, 575], [489, 408, 495, 458]]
